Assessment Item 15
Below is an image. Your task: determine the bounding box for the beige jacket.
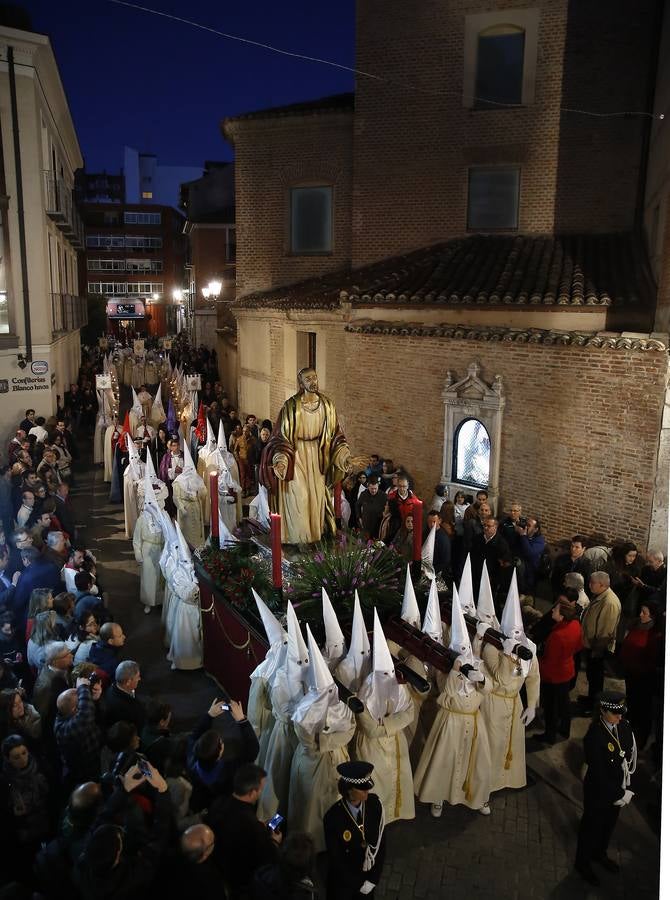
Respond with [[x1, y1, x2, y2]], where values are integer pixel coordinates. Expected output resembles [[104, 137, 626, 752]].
[[581, 588, 621, 653]]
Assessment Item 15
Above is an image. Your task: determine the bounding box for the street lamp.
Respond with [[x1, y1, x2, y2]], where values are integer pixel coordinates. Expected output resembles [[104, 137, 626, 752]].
[[202, 279, 222, 302]]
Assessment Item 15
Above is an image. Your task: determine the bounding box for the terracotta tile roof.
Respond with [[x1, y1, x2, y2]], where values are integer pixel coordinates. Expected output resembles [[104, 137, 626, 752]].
[[223, 92, 354, 126], [232, 233, 655, 311]]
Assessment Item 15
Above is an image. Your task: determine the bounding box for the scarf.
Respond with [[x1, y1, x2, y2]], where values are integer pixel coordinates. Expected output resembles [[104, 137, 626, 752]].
[[2, 755, 49, 817]]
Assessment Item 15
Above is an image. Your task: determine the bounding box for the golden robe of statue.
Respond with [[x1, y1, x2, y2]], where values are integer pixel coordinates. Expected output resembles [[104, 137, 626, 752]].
[[260, 368, 352, 544]]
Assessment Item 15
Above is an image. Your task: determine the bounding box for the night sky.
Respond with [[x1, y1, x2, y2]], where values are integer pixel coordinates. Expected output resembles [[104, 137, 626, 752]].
[[18, 0, 355, 171]]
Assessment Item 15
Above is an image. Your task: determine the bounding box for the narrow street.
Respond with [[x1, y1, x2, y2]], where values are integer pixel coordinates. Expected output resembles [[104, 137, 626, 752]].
[[70, 445, 661, 900]]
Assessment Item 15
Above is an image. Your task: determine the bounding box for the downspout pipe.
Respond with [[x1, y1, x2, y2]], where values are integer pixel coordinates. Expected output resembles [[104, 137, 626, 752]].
[[7, 45, 31, 361]]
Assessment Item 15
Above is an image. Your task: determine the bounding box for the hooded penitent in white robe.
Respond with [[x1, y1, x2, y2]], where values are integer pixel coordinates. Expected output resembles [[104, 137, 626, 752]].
[[334, 590, 371, 692], [172, 443, 207, 549], [123, 441, 145, 539], [248, 589, 287, 768], [321, 587, 346, 672], [94, 390, 110, 465], [159, 511, 179, 646], [137, 388, 153, 422], [408, 578, 446, 766], [257, 603, 309, 823], [166, 521, 203, 670], [249, 484, 271, 529], [218, 421, 243, 524], [353, 609, 415, 823], [132, 464, 168, 609], [479, 570, 540, 792], [288, 625, 355, 853], [150, 383, 166, 428], [413, 588, 492, 811], [129, 387, 144, 436]]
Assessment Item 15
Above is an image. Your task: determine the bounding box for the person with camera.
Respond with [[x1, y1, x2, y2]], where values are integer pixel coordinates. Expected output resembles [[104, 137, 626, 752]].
[[206, 762, 281, 899], [187, 696, 259, 812], [74, 760, 171, 900], [54, 675, 103, 793]]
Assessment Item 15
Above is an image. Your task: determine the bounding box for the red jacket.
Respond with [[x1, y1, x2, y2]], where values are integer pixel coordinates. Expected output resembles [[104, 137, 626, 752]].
[[619, 625, 661, 677], [387, 489, 420, 524], [539, 619, 583, 684]]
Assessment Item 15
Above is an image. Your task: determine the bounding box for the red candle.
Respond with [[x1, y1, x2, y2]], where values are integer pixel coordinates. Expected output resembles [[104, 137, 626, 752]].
[[210, 472, 219, 541], [334, 481, 342, 519], [270, 513, 282, 588], [412, 499, 423, 562]]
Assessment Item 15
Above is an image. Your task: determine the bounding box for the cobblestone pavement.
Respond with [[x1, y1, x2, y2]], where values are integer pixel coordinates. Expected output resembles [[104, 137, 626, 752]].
[[75, 450, 661, 900]]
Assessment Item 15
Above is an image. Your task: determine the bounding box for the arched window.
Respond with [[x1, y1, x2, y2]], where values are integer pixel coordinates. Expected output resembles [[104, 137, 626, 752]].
[[452, 418, 491, 487], [475, 24, 525, 108]]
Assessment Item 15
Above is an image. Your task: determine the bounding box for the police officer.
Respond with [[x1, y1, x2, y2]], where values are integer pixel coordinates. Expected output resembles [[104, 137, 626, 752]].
[[575, 690, 637, 886], [323, 761, 386, 899]]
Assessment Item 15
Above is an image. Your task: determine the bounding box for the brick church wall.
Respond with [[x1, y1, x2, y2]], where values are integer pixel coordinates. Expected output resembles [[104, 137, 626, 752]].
[[341, 330, 668, 547], [351, 0, 657, 267], [226, 112, 353, 298]]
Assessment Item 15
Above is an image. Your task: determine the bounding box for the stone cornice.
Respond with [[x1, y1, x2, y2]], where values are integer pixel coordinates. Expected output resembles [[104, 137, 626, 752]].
[[344, 321, 669, 352]]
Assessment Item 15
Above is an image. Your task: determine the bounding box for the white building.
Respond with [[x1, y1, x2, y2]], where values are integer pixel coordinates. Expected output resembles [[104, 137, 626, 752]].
[[0, 23, 85, 445]]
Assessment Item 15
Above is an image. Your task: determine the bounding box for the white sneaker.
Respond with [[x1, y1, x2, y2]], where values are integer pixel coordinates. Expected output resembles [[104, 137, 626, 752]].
[[431, 802, 443, 818], [144, 605, 151, 614], [478, 802, 491, 816]]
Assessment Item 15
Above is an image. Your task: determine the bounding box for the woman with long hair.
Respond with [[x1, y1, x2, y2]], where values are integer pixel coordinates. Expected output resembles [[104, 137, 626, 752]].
[[27, 610, 60, 671], [0, 689, 41, 746], [72, 610, 101, 664]]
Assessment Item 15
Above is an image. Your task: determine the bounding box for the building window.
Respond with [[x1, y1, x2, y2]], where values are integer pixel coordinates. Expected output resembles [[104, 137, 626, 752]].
[[297, 331, 317, 371], [452, 418, 490, 488], [467, 167, 520, 230], [87, 259, 126, 272], [124, 211, 161, 225], [86, 235, 125, 248], [103, 211, 119, 225], [475, 25, 525, 108], [124, 236, 162, 250], [290, 186, 332, 254], [142, 191, 153, 200]]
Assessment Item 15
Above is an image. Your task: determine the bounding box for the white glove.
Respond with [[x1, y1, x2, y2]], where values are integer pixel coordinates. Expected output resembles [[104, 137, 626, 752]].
[[360, 882, 376, 895], [520, 707, 536, 726], [476, 621, 491, 638], [467, 669, 485, 683], [614, 789, 634, 807], [502, 637, 517, 655]]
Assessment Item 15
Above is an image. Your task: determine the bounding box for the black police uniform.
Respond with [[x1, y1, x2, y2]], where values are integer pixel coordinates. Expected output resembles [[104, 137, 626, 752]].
[[575, 714, 635, 872], [323, 793, 386, 900]]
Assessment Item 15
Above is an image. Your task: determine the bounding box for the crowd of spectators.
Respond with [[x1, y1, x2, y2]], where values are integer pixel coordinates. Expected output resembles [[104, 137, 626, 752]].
[[0, 345, 321, 899]]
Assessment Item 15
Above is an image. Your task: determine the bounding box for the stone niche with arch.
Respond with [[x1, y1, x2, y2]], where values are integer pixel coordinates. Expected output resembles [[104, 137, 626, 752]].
[[440, 360, 505, 513]]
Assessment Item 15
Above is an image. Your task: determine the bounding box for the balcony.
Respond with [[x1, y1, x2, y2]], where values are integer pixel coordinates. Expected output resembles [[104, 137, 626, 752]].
[[51, 293, 88, 334], [43, 171, 85, 249]]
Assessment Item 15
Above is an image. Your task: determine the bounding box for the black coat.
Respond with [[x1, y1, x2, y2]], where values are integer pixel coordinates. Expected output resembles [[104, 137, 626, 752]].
[[187, 715, 259, 812], [583, 716, 635, 808], [323, 795, 386, 900], [206, 795, 278, 894], [355, 491, 387, 538], [101, 683, 147, 733]]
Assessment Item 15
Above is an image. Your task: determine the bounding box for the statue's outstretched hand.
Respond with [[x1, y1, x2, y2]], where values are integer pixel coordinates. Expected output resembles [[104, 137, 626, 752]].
[[348, 454, 372, 471], [273, 453, 288, 481]]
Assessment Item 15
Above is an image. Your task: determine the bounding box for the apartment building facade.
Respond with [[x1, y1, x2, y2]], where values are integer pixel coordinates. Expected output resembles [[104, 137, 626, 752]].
[[80, 201, 187, 337], [0, 23, 85, 445]]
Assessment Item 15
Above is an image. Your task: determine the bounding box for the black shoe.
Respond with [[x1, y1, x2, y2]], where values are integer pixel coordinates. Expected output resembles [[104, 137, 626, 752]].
[[533, 732, 556, 745], [558, 721, 571, 737], [575, 705, 593, 717], [577, 695, 592, 705], [575, 864, 600, 886], [595, 856, 620, 874]]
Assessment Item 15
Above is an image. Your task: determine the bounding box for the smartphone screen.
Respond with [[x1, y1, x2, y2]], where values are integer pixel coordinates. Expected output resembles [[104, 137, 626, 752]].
[[268, 813, 284, 831]]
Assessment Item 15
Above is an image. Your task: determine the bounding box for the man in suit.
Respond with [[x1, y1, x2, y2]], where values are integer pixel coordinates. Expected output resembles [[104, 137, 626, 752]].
[[0, 548, 17, 610], [102, 659, 147, 733], [10, 546, 62, 631], [33, 641, 74, 759], [205, 763, 279, 898], [324, 761, 386, 900], [471, 517, 510, 599], [54, 481, 77, 543]]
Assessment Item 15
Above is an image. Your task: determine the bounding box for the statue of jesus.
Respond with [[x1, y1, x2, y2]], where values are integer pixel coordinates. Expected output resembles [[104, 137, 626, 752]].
[[259, 368, 354, 544]]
